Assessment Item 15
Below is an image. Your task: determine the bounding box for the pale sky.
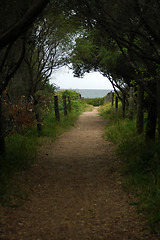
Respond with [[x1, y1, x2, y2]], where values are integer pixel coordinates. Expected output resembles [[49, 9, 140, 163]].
[[50, 66, 113, 90]]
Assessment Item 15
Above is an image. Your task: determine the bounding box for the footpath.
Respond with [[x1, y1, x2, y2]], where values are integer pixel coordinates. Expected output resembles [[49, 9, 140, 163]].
[[0, 108, 157, 240]]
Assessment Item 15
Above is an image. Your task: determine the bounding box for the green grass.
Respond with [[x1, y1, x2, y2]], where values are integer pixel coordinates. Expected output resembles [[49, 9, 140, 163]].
[[41, 100, 86, 140], [84, 97, 104, 106], [0, 134, 37, 206], [99, 103, 160, 235], [0, 99, 88, 208]]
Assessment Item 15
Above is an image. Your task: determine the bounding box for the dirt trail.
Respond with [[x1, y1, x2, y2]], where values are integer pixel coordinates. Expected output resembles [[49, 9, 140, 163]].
[[0, 108, 158, 240]]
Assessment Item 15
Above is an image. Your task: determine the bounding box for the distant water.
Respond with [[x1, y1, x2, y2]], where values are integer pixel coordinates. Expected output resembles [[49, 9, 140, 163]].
[[73, 89, 112, 98]]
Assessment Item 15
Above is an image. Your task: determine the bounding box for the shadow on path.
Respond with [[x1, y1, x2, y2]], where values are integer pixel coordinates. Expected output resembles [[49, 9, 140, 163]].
[[0, 108, 158, 240]]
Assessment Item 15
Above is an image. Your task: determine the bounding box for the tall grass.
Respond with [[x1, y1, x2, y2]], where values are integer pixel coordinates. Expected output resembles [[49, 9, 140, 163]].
[[0, 134, 37, 206], [99, 103, 160, 235]]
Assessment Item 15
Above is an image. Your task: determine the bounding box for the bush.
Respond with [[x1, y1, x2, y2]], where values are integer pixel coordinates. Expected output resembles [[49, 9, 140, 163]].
[[84, 97, 104, 106], [56, 89, 80, 99]]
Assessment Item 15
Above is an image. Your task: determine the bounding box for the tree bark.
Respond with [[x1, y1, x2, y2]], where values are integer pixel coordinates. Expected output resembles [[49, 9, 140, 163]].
[[136, 84, 144, 134], [0, 96, 5, 156], [115, 96, 118, 112], [156, 76, 160, 141], [145, 96, 157, 141], [54, 95, 60, 121], [111, 92, 114, 106], [0, 39, 25, 93], [129, 87, 134, 120], [35, 112, 42, 136], [34, 98, 42, 136]]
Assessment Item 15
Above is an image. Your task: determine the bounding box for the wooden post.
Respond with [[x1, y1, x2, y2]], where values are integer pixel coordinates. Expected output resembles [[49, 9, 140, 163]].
[[122, 93, 126, 118], [115, 96, 118, 112], [54, 95, 60, 121], [63, 95, 67, 116], [111, 92, 114, 106], [68, 96, 71, 111]]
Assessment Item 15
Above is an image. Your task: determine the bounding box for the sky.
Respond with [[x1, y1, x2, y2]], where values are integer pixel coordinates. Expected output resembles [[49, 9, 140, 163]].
[[50, 66, 113, 90]]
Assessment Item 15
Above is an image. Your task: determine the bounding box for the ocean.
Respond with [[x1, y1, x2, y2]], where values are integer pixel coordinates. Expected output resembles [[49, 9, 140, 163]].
[[65, 89, 112, 98]]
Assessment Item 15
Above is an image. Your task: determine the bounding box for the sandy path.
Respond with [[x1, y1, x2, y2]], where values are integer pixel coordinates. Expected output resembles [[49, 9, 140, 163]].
[[0, 108, 158, 239]]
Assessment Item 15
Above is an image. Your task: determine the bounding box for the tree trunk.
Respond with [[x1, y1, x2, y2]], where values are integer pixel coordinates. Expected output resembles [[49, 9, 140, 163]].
[[156, 76, 160, 141], [111, 92, 114, 106], [129, 87, 134, 119], [35, 112, 42, 136], [136, 84, 144, 134], [115, 96, 118, 112], [145, 96, 157, 141], [0, 96, 5, 156], [54, 95, 60, 121], [34, 98, 42, 136]]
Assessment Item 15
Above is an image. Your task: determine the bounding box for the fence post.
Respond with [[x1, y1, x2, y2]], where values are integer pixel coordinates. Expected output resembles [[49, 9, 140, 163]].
[[54, 95, 60, 121], [111, 92, 114, 106], [115, 96, 118, 112], [68, 96, 71, 111], [63, 95, 67, 116]]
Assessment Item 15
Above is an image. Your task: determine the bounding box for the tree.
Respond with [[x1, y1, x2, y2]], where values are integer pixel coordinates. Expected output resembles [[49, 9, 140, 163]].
[[71, 29, 133, 100], [0, 0, 49, 155], [65, 0, 160, 141], [6, 6, 79, 135], [0, 0, 49, 49]]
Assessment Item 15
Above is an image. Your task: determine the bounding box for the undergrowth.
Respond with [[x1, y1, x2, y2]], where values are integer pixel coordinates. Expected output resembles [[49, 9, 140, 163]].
[[99, 103, 160, 235], [84, 97, 104, 106], [0, 134, 37, 206], [0, 99, 88, 208]]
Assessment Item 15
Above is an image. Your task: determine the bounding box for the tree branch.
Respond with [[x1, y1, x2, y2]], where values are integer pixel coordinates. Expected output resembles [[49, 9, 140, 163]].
[[0, 0, 49, 50]]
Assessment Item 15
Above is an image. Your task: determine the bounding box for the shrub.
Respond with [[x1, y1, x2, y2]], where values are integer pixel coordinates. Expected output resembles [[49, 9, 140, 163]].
[[100, 103, 160, 234], [84, 97, 104, 106]]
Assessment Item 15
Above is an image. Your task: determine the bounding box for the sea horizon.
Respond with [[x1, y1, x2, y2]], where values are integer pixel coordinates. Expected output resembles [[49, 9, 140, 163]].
[[59, 88, 113, 98]]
